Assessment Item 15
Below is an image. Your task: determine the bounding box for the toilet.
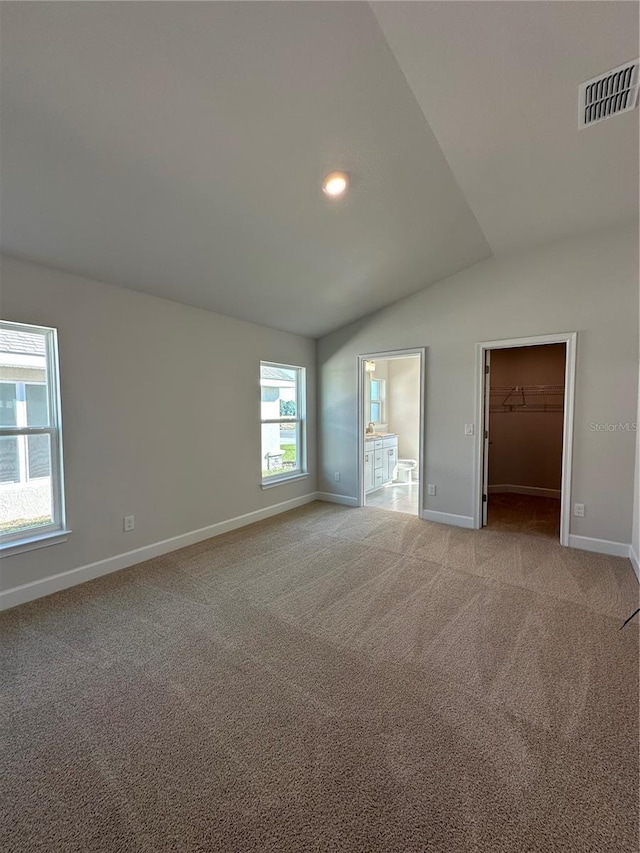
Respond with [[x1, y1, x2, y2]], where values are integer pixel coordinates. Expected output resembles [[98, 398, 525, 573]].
[[395, 459, 417, 483]]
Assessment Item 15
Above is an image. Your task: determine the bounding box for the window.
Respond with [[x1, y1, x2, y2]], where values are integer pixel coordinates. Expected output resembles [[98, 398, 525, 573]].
[[0, 321, 66, 548], [370, 378, 385, 424], [260, 362, 306, 485]]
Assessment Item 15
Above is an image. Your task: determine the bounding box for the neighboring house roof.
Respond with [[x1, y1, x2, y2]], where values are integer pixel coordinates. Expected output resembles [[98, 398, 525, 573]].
[[0, 329, 46, 357], [261, 367, 295, 382]]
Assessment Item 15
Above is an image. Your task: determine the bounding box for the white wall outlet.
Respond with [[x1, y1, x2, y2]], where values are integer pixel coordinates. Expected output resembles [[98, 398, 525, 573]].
[[427, 484, 436, 496], [334, 472, 340, 482], [574, 503, 585, 518], [464, 424, 474, 436], [124, 515, 135, 532]]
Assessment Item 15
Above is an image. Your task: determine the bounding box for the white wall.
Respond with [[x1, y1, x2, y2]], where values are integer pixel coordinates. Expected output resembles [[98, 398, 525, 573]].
[[318, 223, 639, 545], [632, 278, 640, 577], [0, 255, 317, 593], [387, 357, 420, 462]]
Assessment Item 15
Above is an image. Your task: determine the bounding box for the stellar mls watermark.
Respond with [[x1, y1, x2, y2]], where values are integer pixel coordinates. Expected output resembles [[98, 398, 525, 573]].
[[589, 422, 638, 432]]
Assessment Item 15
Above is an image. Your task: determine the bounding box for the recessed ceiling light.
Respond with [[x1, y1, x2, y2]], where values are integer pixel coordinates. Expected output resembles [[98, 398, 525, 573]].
[[322, 171, 349, 197]]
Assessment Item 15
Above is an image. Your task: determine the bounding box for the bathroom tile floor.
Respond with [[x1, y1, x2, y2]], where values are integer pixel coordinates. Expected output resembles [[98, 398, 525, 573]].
[[365, 482, 419, 515]]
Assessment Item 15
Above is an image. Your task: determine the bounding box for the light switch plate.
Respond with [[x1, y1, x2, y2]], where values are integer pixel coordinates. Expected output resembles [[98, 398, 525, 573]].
[[464, 424, 474, 436]]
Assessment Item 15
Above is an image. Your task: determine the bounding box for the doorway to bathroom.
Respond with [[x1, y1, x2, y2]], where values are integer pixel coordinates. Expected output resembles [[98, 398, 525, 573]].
[[357, 349, 425, 516]]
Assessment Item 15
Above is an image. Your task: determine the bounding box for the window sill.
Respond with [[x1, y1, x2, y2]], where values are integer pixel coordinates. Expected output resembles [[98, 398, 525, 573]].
[[261, 473, 309, 490], [0, 529, 71, 558]]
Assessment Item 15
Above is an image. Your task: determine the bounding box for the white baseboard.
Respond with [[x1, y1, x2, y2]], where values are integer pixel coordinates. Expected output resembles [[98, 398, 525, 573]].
[[421, 510, 475, 529], [629, 546, 640, 583], [316, 492, 359, 507], [488, 484, 561, 499], [0, 493, 318, 611], [567, 534, 631, 559]]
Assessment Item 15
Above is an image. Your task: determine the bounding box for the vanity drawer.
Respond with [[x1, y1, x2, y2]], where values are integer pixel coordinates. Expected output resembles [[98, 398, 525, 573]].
[[374, 451, 383, 468], [382, 435, 397, 448], [374, 470, 384, 487], [374, 440, 383, 450]]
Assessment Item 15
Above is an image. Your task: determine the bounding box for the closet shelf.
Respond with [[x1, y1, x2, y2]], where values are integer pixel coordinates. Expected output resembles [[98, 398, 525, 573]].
[[489, 384, 564, 413]]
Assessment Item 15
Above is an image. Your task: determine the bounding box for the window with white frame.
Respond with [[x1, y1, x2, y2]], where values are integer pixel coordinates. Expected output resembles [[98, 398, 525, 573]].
[[260, 362, 306, 484], [0, 321, 66, 546], [370, 378, 385, 424]]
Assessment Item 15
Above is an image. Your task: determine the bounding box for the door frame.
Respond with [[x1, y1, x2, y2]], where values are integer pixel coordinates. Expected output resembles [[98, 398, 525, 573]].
[[357, 348, 426, 513], [481, 349, 491, 527], [473, 332, 577, 546]]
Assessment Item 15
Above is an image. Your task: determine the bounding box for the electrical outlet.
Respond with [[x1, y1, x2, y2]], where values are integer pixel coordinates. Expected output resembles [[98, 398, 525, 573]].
[[464, 424, 474, 436], [574, 503, 585, 518], [334, 472, 340, 482], [427, 484, 436, 496], [124, 515, 135, 532]]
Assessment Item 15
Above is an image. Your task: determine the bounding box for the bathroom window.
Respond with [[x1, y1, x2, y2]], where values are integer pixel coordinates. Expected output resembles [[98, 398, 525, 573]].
[[0, 321, 67, 551], [370, 378, 385, 424], [260, 362, 306, 486]]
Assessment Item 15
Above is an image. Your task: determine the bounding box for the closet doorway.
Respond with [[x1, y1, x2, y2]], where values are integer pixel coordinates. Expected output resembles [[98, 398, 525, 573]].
[[474, 333, 577, 545]]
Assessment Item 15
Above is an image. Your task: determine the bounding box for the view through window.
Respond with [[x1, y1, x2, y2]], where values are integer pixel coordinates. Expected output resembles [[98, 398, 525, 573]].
[[260, 362, 305, 483], [370, 378, 385, 424], [0, 322, 65, 545]]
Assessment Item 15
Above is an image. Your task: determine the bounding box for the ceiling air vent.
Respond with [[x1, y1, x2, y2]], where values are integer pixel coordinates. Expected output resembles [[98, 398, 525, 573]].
[[579, 60, 639, 128]]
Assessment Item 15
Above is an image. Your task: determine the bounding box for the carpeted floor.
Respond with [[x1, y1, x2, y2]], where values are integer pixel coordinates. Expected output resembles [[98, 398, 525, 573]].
[[1, 501, 638, 852], [488, 493, 561, 540]]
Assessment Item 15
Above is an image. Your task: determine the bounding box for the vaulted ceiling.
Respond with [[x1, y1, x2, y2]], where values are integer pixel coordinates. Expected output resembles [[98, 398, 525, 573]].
[[1, 2, 637, 337]]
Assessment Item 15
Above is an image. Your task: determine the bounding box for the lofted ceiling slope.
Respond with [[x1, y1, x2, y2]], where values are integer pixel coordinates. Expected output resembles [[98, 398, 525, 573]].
[[1, 2, 637, 337], [372, 1, 639, 256]]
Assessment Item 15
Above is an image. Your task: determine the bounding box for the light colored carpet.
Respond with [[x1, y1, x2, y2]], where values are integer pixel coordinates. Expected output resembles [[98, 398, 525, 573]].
[[1, 501, 638, 852]]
